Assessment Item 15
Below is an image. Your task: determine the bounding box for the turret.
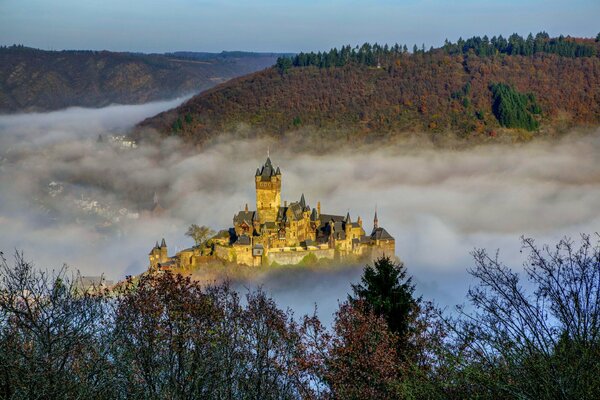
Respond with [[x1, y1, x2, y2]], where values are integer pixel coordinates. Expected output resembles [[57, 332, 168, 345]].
[[345, 212, 352, 234], [373, 210, 379, 230], [160, 238, 168, 262], [328, 220, 336, 248], [255, 157, 282, 223], [310, 208, 320, 233], [149, 241, 161, 269]]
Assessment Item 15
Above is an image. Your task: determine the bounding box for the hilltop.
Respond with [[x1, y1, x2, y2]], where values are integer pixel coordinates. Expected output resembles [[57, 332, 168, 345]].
[[0, 46, 281, 112], [138, 33, 600, 145]]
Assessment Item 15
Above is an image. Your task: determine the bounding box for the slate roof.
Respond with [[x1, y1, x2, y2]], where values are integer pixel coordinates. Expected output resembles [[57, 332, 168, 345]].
[[149, 241, 159, 255], [288, 202, 304, 221], [234, 210, 256, 224], [256, 157, 280, 181], [319, 214, 346, 223], [371, 227, 394, 241], [234, 234, 251, 245]]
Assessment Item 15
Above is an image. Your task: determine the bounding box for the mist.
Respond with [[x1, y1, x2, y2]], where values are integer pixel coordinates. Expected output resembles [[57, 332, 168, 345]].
[[1, 102, 599, 321]]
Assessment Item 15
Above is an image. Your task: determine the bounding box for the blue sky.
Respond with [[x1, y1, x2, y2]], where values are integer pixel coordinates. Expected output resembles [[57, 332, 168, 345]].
[[1, 0, 598, 52]]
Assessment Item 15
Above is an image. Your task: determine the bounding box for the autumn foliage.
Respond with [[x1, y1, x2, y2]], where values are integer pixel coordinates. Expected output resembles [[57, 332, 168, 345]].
[[139, 34, 600, 143], [2, 234, 600, 399]]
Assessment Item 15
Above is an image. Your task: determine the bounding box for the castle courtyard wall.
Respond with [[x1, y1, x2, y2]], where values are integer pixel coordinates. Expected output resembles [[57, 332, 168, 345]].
[[266, 248, 335, 265], [370, 241, 396, 261]]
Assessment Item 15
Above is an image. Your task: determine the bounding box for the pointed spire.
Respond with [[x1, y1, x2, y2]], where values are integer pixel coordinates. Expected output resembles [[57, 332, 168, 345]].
[[275, 166, 281, 175], [311, 208, 318, 221], [245, 203, 248, 212], [300, 193, 306, 208], [373, 207, 379, 230], [161, 238, 167, 248], [155, 241, 159, 249], [258, 157, 275, 177], [345, 212, 351, 223]]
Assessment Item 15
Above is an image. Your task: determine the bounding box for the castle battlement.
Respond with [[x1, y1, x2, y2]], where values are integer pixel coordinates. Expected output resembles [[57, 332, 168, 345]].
[[149, 157, 395, 270]]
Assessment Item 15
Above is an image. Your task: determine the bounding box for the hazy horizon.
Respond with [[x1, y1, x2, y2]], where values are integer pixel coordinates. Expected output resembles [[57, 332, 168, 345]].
[[1, 0, 598, 53]]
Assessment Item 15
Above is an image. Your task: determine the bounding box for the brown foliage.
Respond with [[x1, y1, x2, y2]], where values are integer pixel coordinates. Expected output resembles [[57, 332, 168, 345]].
[[140, 52, 600, 142], [326, 301, 400, 399]]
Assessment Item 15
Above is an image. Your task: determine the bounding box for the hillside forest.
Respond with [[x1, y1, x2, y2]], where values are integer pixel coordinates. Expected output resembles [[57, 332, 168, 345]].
[[139, 32, 600, 144], [0, 46, 280, 112]]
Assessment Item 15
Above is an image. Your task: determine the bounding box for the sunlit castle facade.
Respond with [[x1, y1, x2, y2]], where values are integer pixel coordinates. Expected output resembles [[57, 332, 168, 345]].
[[149, 157, 395, 269]]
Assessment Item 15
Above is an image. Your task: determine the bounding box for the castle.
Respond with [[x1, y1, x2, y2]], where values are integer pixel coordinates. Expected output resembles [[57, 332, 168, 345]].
[[149, 157, 395, 269]]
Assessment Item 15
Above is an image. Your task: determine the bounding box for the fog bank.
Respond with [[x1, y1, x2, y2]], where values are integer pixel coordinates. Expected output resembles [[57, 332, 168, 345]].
[[1, 103, 599, 319]]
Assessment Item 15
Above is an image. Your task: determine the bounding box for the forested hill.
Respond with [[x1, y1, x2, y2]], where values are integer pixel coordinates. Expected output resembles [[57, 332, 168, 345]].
[[0, 46, 281, 112], [138, 33, 600, 144]]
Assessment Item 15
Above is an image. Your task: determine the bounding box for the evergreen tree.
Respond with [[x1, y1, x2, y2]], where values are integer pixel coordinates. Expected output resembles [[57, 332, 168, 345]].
[[275, 56, 292, 74], [349, 256, 419, 342], [490, 83, 540, 131]]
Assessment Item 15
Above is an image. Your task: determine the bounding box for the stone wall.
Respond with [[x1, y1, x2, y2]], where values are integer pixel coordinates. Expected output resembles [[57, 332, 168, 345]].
[[214, 244, 236, 263], [266, 248, 335, 266], [370, 241, 396, 261]]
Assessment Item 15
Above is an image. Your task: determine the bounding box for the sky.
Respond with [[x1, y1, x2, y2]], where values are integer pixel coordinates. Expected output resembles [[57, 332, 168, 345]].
[[1, 0, 599, 53]]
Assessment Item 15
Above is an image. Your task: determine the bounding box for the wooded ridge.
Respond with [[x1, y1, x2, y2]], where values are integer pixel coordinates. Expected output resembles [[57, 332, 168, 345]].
[[0, 46, 281, 112], [138, 33, 600, 144]]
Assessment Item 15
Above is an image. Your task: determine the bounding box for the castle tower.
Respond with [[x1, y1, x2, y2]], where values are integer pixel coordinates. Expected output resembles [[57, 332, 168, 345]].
[[149, 241, 161, 270], [160, 238, 168, 263], [345, 212, 352, 234], [255, 157, 281, 224]]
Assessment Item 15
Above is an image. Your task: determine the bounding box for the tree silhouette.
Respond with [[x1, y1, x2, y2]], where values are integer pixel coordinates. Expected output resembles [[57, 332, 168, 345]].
[[350, 256, 420, 344]]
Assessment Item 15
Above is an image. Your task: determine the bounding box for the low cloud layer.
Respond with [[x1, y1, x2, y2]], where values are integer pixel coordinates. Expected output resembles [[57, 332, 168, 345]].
[[1, 102, 599, 320]]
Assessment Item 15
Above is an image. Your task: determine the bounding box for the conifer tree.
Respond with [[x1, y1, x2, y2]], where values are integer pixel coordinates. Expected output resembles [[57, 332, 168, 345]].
[[349, 256, 419, 342]]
